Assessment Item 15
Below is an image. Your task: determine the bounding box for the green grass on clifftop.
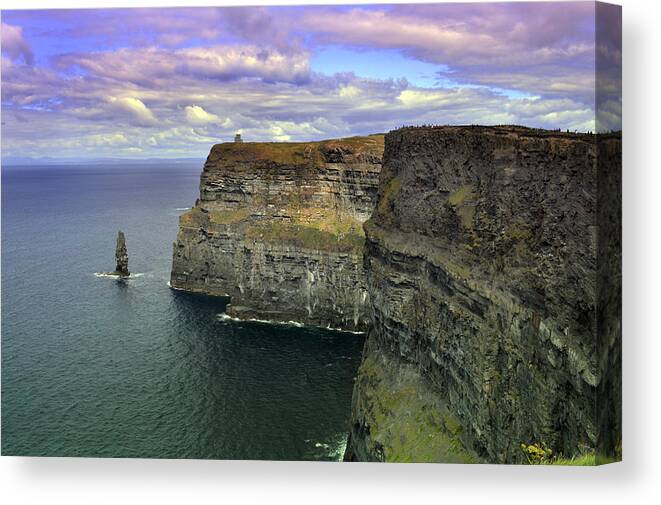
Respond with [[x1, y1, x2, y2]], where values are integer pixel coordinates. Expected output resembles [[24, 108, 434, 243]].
[[209, 134, 385, 167]]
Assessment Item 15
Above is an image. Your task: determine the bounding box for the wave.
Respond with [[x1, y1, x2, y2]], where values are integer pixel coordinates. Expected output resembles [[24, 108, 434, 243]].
[[167, 282, 230, 296], [310, 433, 349, 461], [324, 325, 365, 335], [174, 207, 191, 211], [216, 313, 364, 334], [94, 272, 144, 278], [217, 313, 302, 326]]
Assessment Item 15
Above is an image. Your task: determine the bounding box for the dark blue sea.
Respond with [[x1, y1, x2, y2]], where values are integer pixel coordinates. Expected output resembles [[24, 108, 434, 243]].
[[1, 162, 364, 460]]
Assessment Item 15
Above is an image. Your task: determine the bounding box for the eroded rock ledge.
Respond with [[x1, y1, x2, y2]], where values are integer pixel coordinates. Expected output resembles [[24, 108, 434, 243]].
[[170, 135, 384, 331], [346, 126, 621, 463]]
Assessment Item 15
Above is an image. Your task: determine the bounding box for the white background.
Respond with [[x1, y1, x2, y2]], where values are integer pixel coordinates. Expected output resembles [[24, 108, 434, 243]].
[[1, 0, 658, 503]]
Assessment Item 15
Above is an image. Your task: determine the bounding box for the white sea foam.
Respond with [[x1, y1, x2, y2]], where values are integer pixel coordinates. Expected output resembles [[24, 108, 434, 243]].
[[310, 433, 349, 461], [217, 314, 287, 325], [216, 313, 364, 333], [174, 207, 191, 211], [324, 325, 365, 335], [94, 272, 118, 278], [167, 282, 229, 296], [94, 272, 144, 279]]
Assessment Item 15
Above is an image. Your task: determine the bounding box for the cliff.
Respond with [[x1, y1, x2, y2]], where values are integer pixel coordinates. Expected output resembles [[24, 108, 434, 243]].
[[170, 135, 384, 331], [345, 126, 622, 463]]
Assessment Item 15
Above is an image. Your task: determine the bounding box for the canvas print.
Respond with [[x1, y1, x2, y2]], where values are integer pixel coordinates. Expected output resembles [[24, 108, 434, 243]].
[[1, 2, 621, 464]]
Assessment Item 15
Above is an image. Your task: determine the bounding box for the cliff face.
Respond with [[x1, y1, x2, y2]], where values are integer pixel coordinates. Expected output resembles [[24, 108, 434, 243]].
[[346, 126, 621, 463], [170, 135, 384, 331]]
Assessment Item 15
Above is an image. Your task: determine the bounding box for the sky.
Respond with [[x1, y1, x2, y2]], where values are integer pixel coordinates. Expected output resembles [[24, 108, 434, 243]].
[[1, 2, 622, 161]]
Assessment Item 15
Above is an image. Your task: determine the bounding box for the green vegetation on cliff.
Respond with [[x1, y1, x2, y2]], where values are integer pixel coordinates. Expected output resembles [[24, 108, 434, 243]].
[[520, 441, 619, 466], [181, 205, 365, 254], [179, 207, 205, 226], [551, 454, 598, 466], [172, 134, 383, 333], [245, 220, 364, 254], [209, 208, 251, 225], [376, 176, 401, 220], [346, 126, 621, 464], [351, 349, 476, 463], [207, 134, 385, 167], [179, 207, 252, 227]]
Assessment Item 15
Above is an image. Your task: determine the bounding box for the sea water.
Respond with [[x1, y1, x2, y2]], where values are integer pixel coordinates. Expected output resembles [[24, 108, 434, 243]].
[[1, 163, 364, 460]]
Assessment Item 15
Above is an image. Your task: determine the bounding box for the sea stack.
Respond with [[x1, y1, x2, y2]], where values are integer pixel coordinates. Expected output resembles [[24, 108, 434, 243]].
[[115, 230, 129, 277]]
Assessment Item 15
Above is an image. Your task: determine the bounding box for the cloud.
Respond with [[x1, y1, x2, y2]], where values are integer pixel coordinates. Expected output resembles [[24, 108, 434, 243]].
[[1, 22, 34, 65], [184, 105, 231, 127], [87, 133, 130, 146], [299, 4, 596, 103], [338, 85, 362, 100], [185, 105, 218, 124], [107, 96, 157, 126], [2, 65, 602, 160], [56, 45, 310, 87], [17, 7, 300, 53], [4, 4, 601, 105], [301, 3, 595, 65], [10, 8, 226, 49], [0, 4, 619, 160]]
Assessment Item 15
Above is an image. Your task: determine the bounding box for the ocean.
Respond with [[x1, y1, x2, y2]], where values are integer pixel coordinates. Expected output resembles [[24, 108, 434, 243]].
[[1, 162, 365, 460]]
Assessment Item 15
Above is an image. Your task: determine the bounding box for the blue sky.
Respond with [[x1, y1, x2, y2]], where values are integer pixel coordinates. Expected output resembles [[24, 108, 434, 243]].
[[312, 46, 448, 88], [1, 3, 621, 160]]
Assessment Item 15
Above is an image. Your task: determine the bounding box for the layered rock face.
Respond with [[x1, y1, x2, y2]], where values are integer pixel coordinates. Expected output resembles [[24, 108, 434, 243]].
[[170, 135, 384, 331], [346, 126, 622, 463]]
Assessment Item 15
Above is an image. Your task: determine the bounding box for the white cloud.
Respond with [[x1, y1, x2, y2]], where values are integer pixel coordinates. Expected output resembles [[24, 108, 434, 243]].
[[87, 133, 130, 146], [338, 85, 362, 99], [2, 72, 606, 160], [1, 22, 34, 65], [57, 45, 310, 87], [107, 96, 157, 126], [184, 105, 231, 127]]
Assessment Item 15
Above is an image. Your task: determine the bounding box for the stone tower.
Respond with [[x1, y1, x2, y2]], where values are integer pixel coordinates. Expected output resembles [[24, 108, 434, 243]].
[[234, 133, 243, 143]]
